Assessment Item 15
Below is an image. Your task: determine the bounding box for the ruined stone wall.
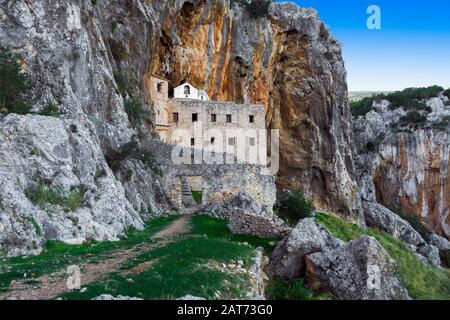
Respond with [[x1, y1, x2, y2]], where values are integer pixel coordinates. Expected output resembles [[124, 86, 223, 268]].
[[145, 139, 276, 212]]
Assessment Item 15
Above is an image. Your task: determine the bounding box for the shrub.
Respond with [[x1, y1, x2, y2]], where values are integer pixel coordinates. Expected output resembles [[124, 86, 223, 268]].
[[440, 249, 450, 268], [350, 96, 374, 116], [26, 180, 86, 212], [111, 22, 118, 33], [388, 203, 431, 238], [106, 140, 162, 176], [444, 88, 450, 99], [350, 86, 444, 116], [39, 103, 60, 117], [276, 191, 314, 226], [0, 45, 31, 114], [125, 97, 148, 127], [231, 0, 272, 19], [114, 69, 131, 96], [109, 38, 128, 61], [398, 111, 427, 127]]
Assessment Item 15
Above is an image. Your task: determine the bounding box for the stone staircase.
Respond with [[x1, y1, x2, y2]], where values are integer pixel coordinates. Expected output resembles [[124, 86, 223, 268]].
[[181, 177, 198, 209]]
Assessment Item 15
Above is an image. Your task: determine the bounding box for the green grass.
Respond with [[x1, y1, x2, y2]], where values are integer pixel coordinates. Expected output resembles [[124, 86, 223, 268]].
[[58, 215, 275, 300], [25, 180, 86, 213], [192, 215, 280, 254], [39, 103, 60, 117], [316, 212, 450, 300], [28, 217, 42, 237], [266, 278, 329, 300], [0, 216, 177, 292], [191, 190, 202, 204]]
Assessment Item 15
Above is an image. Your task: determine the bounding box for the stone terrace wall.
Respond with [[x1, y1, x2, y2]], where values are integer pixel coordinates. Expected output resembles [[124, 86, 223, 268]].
[[144, 139, 276, 213]]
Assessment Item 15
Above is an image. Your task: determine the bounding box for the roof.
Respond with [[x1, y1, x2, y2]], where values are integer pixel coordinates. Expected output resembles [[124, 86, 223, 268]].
[[175, 82, 195, 89], [151, 74, 170, 82]]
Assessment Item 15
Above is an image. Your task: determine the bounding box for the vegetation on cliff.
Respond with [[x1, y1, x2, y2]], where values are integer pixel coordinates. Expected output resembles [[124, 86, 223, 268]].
[[350, 85, 444, 116], [275, 191, 315, 227], [230, 0, 273, 19], [0, 45, 31, 115]]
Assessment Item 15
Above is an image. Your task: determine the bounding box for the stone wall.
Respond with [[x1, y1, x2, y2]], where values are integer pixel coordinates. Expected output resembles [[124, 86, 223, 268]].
[[144, 139, 276, 213], [167, 99, 265, 147]]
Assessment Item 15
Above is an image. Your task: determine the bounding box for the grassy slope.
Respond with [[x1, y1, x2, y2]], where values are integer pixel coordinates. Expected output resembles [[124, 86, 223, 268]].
[[316, 213, 450, 300], [0, 216, 177, 292], [58, 215, 277, 300], [0, 215, 277, 300]]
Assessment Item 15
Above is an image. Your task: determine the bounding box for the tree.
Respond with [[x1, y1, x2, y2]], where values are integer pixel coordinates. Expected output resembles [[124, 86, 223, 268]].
[[0, 46, 31, 114]]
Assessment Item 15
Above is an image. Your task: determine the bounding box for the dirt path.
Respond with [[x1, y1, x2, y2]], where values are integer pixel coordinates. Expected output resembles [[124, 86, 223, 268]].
[[151, 215, 191, 239], [0, 216, 191, 300]]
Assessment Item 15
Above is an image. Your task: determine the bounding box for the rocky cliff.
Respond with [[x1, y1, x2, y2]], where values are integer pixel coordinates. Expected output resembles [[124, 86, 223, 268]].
[[0, 0, 359, 256], [354, 93, 450, 239], [149, 0, 359, 217]]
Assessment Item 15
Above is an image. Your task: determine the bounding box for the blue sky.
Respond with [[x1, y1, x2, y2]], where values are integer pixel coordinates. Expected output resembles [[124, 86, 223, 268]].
[[282, 0, 450, 91]]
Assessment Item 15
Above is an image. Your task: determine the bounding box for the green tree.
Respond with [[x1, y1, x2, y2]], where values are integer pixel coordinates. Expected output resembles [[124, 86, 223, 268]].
[[0, 46, 31, 114], [276, 191, 315, 226]]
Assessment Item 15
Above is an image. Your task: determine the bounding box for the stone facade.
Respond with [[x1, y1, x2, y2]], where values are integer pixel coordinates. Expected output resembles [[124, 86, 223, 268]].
[[147, 75, 171, 140], [144, 139, 276, 213], [148, 76, 266, 159]]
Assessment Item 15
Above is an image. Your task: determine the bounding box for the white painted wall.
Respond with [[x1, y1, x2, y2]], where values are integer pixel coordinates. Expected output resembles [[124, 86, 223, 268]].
[[174, 83, 198, 99], [174, 83, 209, 100]]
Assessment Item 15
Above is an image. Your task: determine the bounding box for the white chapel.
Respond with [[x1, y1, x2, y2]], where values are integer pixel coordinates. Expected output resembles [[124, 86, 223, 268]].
[[173, 82, 209, 101]]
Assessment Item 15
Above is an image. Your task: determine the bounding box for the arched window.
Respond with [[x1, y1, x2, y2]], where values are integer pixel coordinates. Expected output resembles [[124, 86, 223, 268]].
[[184, 85, 190, 95]]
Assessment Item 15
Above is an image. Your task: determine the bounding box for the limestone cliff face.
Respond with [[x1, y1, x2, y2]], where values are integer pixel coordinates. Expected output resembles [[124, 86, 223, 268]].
[[149, 0, 359, 217], [355, 96, 450, 238], [0, 0, 359, 256], [0, 0, 171, 256]]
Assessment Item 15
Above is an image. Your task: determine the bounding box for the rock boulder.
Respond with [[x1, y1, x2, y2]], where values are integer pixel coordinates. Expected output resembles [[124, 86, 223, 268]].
[[305, 236, 410, 300], [266, 218, 343, 279]]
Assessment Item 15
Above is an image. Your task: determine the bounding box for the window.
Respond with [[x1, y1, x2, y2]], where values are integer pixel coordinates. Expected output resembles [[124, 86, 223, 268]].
[[184, 85, 190, 95], [157, 82, 164, 93], [191, 138, 195, 146], [173, 113, 179, 123], [211, 114, 217, 122], [249, 137, 256, 146], [211, 137, 215, 145], [249, 115, 255, 123], [228, 137, 236, 146], [192, 113, 198, 122], [226, 114, 232, 123]]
